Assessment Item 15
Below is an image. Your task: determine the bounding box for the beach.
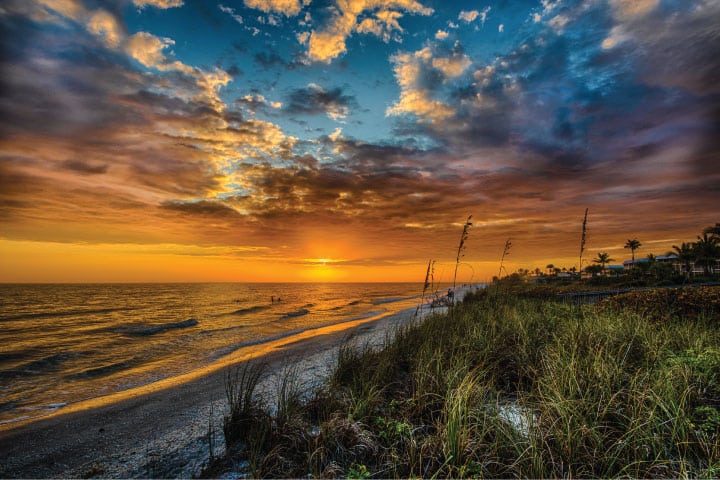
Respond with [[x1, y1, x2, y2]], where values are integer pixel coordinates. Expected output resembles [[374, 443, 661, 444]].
[[0, 298, 454, 478]]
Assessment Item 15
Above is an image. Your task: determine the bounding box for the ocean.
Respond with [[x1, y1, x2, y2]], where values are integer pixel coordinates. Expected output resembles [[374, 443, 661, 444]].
[[0, 283, 432, 426]]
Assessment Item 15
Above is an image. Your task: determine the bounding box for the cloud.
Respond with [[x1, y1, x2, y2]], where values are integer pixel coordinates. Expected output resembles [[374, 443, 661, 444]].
[[285, 83, 356, 120], [386, 43, 472, 123], [306, 0, 433, 63], [61, 160, 109, 175], [458, 10, 479, 23], [26, 0, 232, 112], [479, 6, 491, 26], [600, 25, 629, 50], [124, 32, 232, 108], [355, 9, 404, 42], [237, 94, 282, 113], [435, 29, 448, 40], [133, 0, 184, 8], [609, 0, 659, 19], [431, 53, 471, 78], [31, 0, 126, 50], [219, 4, 243, 24], [328, 127, 343, 142], [456, 7, 491, 27], [160, 200, 242, 218], [254, 51, 291, 69], [243, 0, 302, 16], [600, 0, 720, 94], [86, 10, 124, 47], [33, 0, 85, 20], [125, 32, 183, 70], [547, 14, 569, 32]]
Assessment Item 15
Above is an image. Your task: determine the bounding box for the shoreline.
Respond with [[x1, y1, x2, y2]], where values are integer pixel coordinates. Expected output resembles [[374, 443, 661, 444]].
[[0, 289, 468, 478], [0, 300, 421, 433]]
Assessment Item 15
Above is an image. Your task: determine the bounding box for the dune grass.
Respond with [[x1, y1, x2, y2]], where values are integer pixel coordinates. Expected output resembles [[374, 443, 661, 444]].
[[207, 287, 720, 478]]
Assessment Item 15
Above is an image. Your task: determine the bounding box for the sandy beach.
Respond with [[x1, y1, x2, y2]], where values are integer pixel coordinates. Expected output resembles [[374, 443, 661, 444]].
[[0, 299, 454, 478]]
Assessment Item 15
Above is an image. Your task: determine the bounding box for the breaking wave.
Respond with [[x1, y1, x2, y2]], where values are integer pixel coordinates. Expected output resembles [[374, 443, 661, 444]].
[[113, 318, 198, 336]]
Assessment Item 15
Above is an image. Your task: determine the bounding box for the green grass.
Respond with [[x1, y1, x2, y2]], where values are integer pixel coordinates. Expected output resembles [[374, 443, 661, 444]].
[[207, 287, 720, 478]]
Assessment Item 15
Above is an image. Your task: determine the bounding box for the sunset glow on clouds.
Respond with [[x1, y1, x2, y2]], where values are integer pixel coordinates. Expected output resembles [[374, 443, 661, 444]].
[[0, 0, 718, 282]]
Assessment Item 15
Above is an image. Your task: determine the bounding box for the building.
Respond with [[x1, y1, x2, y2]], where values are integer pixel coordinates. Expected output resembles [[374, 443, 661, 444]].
[[605, 265, 625, 276], [623, 254, 679, 270], [623, 253, 720, 275]]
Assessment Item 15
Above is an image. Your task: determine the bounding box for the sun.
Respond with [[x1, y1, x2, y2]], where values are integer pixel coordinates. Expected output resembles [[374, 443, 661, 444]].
[[302, 258, 346, 281]]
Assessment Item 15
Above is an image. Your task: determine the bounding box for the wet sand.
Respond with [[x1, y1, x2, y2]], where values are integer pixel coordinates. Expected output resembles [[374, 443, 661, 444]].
[[0, 302, 446, 478]]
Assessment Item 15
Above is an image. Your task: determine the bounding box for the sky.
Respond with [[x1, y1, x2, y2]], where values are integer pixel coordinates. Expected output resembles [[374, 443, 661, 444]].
[[0, 0, 718, 283]]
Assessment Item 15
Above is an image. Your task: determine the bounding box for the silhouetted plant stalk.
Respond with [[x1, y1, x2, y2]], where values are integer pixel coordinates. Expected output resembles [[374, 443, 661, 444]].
[[579, 208, 589, 278], [415, 259, 435, 319], [498, 238, 512, 279], [452, 215, 473, 301]]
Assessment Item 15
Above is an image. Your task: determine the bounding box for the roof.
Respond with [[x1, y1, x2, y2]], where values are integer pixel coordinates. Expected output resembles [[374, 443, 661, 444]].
[[623, 253, 679, 265]]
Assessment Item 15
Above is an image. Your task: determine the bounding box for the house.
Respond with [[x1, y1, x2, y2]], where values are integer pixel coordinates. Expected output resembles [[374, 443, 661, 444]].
[[623, 254, 679, 271], [623, 253, 720, 275], [605, 265, 624, 276]]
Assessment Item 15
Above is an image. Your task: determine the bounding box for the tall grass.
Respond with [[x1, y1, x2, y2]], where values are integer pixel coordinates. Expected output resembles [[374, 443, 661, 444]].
[[209, 287, 720, 478], [452, 216, 472, 296]]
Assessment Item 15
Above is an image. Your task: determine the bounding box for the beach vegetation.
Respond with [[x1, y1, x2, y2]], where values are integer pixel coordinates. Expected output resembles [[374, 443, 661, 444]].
[[207, 284, 720, 478]]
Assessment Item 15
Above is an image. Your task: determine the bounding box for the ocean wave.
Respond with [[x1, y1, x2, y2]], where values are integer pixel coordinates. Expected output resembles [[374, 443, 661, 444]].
[[200, 324, 247, 335], [371, 296, 414, 305], [113, 318, 198, 336], [0, 351, 30, 366], [0, 401, 17, 413], [0, 352, 73, 379], [0, 415, 30, 426], [0, 307, 132, 322], [68, 359, 136, 379], [231, 305, 268, 315], [280, 308, 309, 319]]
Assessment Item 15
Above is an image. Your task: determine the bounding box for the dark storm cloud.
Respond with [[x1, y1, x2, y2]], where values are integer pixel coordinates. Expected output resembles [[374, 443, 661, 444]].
[[284, 84, 357, 118]]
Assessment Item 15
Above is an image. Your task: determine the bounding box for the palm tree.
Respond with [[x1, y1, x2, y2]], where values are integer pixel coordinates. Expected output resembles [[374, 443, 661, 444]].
[[703, 223, 720, 239], [546, 264, 555, 276], [624, 238, 641, 268], [593, 252, 614, 271], [672, 242, 695, 277], [693, 233, 720, 276], [585, 264, 603, 277]]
